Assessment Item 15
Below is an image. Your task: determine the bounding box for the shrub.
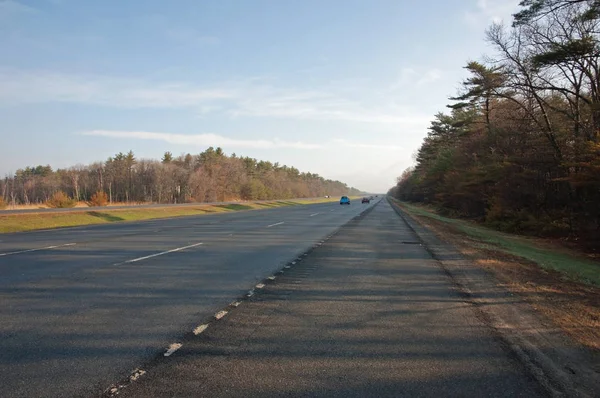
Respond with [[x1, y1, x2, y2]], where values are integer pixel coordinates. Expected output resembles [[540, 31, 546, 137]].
[[46, 191, 77, 208], [0, 196, 7, 210], [88, 190, 109, 207]]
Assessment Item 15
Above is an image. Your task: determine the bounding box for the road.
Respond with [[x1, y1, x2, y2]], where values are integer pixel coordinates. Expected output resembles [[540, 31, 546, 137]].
[[115, 200, 544, 398], [0, 199, 377, 398]]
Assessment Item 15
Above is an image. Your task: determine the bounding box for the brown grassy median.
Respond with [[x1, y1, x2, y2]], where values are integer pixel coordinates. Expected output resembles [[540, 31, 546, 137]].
[[0, 197, 350, 233], [392, 198, 600, 351]]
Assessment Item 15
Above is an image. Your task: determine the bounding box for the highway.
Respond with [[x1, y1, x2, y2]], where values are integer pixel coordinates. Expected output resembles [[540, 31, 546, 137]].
[[120, 200, 543, 398], [0, 199, 378, 397]]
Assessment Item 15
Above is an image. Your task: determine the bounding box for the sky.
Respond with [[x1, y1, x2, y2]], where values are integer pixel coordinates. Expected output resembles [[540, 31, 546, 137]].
[[0, 0, 521, 193]]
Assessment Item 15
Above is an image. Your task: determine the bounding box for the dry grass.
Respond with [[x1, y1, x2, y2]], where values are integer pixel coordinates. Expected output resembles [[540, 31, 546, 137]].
[[396, 200, 600, 351]]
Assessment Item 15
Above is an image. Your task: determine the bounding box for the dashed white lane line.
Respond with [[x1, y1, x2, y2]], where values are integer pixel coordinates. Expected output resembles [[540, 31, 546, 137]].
[[125, 242, 203, 263], [130, 369, 146, 381], [309, 212, 320, 217], [214, 310, 228, 320], [193, 324, 209, 335], [164, 343, 182, 357], [0, 242, 76, 257], [266, 221, 285, 228]]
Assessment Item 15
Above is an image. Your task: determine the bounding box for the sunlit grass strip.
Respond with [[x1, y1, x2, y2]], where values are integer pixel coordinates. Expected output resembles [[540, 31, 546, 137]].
[[0, 197, 345, 233], [392, 198, 600, 287]]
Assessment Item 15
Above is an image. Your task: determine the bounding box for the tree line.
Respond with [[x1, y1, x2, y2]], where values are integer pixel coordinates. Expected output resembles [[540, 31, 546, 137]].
[[390, 0, 600, 244], [0, 147, 362, 206]]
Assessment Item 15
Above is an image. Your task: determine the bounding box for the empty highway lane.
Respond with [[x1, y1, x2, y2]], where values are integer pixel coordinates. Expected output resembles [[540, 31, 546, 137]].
[[0, 199, 378, 397]]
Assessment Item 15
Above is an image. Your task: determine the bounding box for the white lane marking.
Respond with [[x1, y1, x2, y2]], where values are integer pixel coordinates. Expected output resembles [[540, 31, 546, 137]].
[[164, 343, 182, 357], [125, 242, 203, 263], [267, 276, 276, 280], [266, 221, 284, 228], [246, 290, 255, 297], [309, 212, 319, 217], [255, 283, 265, 289], [130, 369, 146, 381], [230, 301, 241, 307], [0, 242, 76, 257], [214, 310, 228, 320], [193, 324, 209, 335]]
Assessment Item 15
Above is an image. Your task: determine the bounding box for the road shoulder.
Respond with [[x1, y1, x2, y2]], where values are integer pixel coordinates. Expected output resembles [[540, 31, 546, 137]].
[[388, 198, 600, 397]]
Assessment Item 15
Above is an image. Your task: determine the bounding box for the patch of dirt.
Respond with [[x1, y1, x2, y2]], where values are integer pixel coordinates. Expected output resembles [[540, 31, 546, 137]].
[[410, 213, 600, 351]]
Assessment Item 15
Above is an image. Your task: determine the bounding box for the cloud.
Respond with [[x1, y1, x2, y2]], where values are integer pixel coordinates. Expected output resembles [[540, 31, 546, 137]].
[[464, 0, 520, 27], [231, 87, 430, 125], [82, 130, 406, 153], [81, 130, 322, 149], [390, 67, 442, 90], [0, 68, 234, 108], [0, 68, 432, 127], [331, 139, 404, 151]]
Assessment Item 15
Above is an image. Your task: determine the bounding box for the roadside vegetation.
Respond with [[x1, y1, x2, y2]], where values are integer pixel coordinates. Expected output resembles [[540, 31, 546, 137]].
[[45, 191, 77, 208], [389, 0, 600, 253], [394, 198, 600, 286], [1, 147, 362, 208], [0, 197, 346, 233], [392, 198, 600, 350]]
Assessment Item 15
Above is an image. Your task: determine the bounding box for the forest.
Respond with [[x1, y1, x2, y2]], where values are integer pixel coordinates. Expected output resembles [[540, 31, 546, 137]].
[[389, 0, 600, 244], [0, 147, 362, 207]]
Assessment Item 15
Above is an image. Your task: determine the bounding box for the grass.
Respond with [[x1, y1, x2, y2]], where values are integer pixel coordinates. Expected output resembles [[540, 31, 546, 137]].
[[0, 196, 348, 234], [392, 199, 600, 286]]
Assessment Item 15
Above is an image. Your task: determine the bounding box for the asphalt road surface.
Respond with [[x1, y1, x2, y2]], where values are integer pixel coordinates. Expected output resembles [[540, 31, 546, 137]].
[[0, 199, 378, 397], [120, 200, 544, 398]]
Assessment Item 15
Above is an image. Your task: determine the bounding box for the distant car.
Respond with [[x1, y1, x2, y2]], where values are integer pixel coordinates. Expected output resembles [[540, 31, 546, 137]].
[[340, 196, 350, 205], [362, 197, 370, 204]]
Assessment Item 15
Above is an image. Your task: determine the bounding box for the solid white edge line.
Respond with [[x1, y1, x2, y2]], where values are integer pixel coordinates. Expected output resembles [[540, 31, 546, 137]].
[[125, 242, 203, 263], [0, 242, 76, 257], [266, 221, 285, 228], [309, 212, 320, 217]]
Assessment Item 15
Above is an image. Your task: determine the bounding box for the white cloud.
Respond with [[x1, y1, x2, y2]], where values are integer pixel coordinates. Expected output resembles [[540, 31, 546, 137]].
[[464, 0, 520, 27], [0, 68, 432, 127], [0, 68, 234, 108], [81, 130, 322, 150], [81, 130, 407, 153], [390, 67, 442, 90], [331, 139, 404, 151]]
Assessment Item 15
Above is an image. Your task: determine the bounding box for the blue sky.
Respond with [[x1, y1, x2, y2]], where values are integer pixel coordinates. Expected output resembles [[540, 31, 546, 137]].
[[0, 0, 520, 192]]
